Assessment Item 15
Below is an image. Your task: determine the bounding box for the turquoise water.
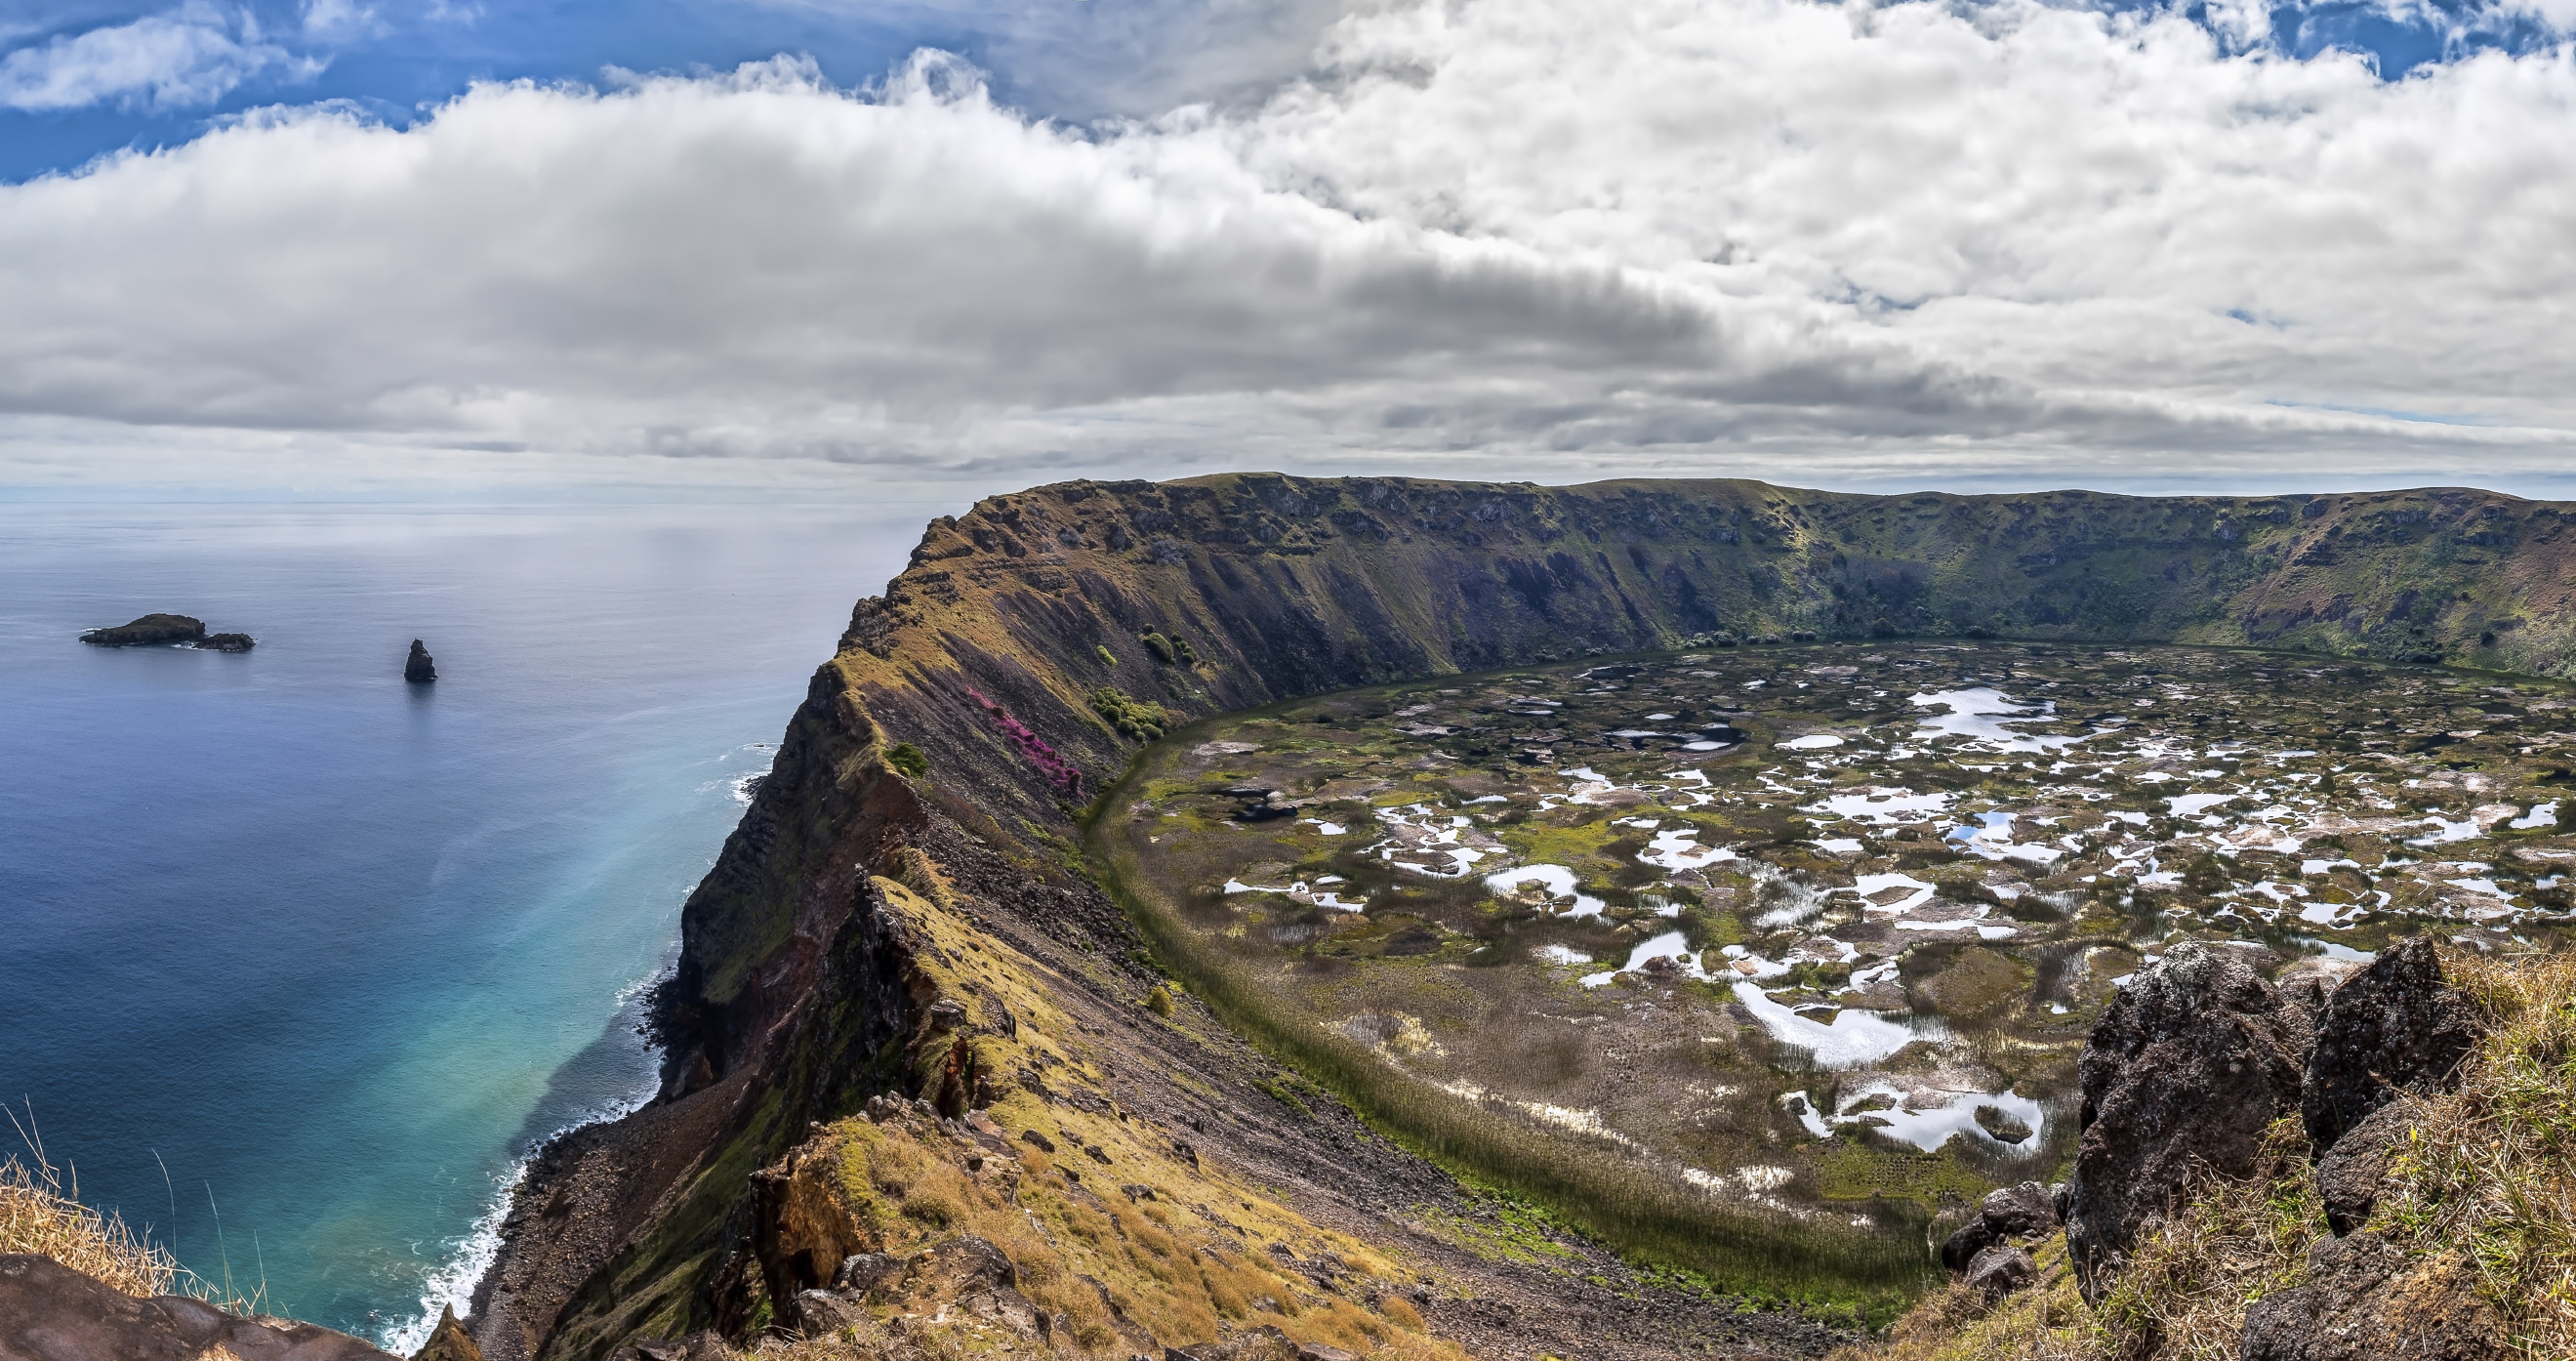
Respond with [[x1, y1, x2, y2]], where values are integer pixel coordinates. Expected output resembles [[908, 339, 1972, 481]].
[[0, 502, 925, 1345]]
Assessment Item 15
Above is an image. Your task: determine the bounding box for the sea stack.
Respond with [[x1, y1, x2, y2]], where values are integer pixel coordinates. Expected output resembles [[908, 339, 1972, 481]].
[[405, 639, 436, 683]]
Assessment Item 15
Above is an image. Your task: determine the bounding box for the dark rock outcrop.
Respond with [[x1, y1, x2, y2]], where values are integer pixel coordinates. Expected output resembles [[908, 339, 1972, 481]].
[[1940, 1180, 2059, 1274], [406, 639, 437, 683], [198, 633, 256, 652], [1963, 1244, 2039, 1302], [2303, 938, 2482, 1156], [2063, 942, 2316, 1299], [2239, 1232, 2507, 1360], [1980, 1180, 2059, 1238], [0, 1253, 398, 1361], [2315, 1096, 2422, 1237], [80, 613, 208, 646]]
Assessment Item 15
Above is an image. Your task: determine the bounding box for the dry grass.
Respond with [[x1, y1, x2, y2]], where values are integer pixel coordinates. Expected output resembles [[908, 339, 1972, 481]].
[[1831, 1236, 2104, 1361], [0, 1106, 263, 1312], [2373, 948, 2576, 1355], [1844, 946, 2576, 1361], [812, 1114, 1465, 1360], [0, 1151, 179, 1297]]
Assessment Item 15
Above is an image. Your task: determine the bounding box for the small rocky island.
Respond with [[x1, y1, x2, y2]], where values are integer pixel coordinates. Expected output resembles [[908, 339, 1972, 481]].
[[405, 639, 436, 682], [79, 613, 254, 650]]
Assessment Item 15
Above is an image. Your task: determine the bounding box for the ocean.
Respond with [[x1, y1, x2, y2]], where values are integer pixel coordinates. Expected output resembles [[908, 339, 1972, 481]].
[[0, 501, 927, 1346]]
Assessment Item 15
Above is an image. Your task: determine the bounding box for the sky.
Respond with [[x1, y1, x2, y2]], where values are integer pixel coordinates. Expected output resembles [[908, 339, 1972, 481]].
[[2, 0, 2574, 501]]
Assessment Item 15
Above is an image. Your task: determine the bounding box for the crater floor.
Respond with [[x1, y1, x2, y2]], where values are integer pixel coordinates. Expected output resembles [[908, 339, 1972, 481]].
[[1102, 642, 2576, 1228]]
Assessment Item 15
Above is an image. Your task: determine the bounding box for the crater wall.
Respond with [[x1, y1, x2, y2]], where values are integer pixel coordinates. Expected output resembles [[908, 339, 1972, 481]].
[[482, 474, 2576, 1360]]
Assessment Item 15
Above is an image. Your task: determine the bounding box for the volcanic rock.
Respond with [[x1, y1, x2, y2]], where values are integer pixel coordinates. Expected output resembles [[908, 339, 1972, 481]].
[[2315, 1096, 2422, 1237], [0, 1253, 398, 1361], [1940, 1180, 2059, 1273], [406, 639, 437, 682], [2062, 941, 2315, 1299], [1963, 1244, 2038, 1301], [2238, 1232, 2507, 1360], [2302, 937, 2481, 1156]]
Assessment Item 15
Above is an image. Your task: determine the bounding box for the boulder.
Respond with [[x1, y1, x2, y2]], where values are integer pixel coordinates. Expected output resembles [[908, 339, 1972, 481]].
[[1964, 1244, 2039, 1301], [904, 1233, 1017, 1298], [2315, 1097, 2421, 1237], [1939, 1217, 1998, 1275], [1939, 1180, 2059, 1274], [0, 1254, 399, 1361], [2303, 938, 2481, 1156], [834, 1252, 903, 1296], [2239, 1232, 2506, 1360], [406, 639, 437, 683], [2062, 942, 2316, 1299], [1981, 1180, 2058, 1238], [789, 1289, 882, 1340]]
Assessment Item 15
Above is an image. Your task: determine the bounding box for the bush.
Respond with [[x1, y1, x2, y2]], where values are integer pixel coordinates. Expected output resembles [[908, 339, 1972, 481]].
[[1140, 632, 1202, 667], [1090, 688, 1169, 742], [886, 742, 928, 777], [1096, 644, 1120, 668], [1146, 985, 1174, 1016]]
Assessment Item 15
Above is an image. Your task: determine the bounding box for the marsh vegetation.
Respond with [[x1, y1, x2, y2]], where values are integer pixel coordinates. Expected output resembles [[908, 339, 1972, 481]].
[[1092, 642, 2576, 1308]]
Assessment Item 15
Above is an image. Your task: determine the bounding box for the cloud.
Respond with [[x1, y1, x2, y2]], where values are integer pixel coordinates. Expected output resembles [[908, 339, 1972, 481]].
[[733, 0, 1355, 117], [0, 4, 320, 112], [301, 0, 377, 41], [1, 0, 2574, 492]]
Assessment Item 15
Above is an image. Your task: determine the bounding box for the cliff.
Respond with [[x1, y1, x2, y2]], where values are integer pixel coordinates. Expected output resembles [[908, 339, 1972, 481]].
[[475, 474, 2576, 1361]]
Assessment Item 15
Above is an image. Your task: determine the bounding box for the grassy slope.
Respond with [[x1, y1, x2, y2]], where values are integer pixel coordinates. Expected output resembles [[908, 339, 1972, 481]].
[[1840, 949, 2576, 1360]]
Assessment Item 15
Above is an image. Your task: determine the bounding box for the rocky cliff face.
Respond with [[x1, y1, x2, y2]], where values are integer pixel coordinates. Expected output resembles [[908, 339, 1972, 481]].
[[478, 474, 2576, 1361]]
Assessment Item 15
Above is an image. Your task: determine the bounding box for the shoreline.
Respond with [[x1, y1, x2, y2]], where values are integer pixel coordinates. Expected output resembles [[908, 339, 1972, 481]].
[[388, 959, 676, 1354]]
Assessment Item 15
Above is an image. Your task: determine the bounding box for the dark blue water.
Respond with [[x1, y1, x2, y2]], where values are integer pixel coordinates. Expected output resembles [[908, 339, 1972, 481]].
[[0, 502, 928, 1345]]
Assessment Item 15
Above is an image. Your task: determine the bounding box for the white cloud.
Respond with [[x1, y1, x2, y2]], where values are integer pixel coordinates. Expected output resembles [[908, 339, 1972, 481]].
[[2, 0, 2575, 492], [301, 0, 377, 41], [0, 4, 319, 112]]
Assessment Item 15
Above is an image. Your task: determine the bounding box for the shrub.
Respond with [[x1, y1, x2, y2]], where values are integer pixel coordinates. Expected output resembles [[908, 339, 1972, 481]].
[[966, 688, 1083, 795], [1096, 644, 1120, 668], [1141, 631, 1201, 667], [1090, 688, 1169, 742], [886, 742, 928, 777], [1145, 985, 1174, 1016]]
